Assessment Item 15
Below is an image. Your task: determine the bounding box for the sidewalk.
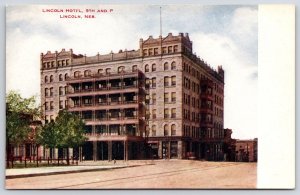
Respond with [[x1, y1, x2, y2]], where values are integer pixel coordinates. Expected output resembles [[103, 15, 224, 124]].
[[6, 160, 155, 179]]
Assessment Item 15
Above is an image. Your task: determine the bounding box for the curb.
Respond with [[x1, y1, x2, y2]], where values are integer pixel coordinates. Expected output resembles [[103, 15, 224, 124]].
[[6, 164, 150, 179]]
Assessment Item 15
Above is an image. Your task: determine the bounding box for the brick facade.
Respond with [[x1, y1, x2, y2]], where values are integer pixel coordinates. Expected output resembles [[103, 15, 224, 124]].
[[40, 32, 225, 161]]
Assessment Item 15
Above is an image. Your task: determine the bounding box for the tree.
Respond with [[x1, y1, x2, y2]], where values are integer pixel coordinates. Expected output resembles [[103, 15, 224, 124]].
[[37, 110, 86, 165], [56, 110, 86, 165], [6, 91, 40, 167], [35, 121, 58, 158]]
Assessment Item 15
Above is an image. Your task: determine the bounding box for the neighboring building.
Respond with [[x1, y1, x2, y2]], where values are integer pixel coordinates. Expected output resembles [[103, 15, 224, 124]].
[[223, 128, 236, 161], [235, 138, 258, 162], [7, 113, 43, 160], [40, 32, 225, 161]]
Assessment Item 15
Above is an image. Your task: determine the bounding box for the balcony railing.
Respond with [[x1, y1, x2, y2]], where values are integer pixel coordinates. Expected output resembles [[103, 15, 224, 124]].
[[83, 116, 139, 121], [66, 71, 141, 81], [68, 85, 139, 94], [70, 100, 138, 108]]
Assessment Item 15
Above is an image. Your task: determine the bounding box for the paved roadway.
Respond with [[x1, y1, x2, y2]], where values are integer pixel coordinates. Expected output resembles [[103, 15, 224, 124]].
[[6, 160, 257, 189]]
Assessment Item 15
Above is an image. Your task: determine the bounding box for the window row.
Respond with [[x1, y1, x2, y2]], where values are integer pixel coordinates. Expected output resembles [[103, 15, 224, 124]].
[[164, 76, 176, 87], [215, 95, 223, 106], [45, 86, 67, 97], [45, 100, 68, 111], [183, 125, 200, 138], [146, 124, 176, 136], [215, 107, 224, 118], [72, 65, 138, 78], [142, 45, 179, 57], [45, 115, 55, 123], [145, 77, 156, 88], [183, 63, 213, 83], [44, 101, 54, 111], [183, 110, 201, 121], [163, 61, 177, 70], [43, 59, 70, 69], [214, 83, 224, 94]]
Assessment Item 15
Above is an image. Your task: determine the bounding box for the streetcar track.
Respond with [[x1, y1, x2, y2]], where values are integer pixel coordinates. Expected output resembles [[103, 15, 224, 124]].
[[56, 162, 242, 189]]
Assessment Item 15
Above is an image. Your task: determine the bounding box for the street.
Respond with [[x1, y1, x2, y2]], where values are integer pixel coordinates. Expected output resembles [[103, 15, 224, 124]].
[[6, 160, 257, 189]]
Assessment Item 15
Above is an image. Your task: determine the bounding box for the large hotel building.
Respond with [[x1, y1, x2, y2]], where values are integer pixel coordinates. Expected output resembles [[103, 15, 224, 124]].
[[40, 32, 225, 161]]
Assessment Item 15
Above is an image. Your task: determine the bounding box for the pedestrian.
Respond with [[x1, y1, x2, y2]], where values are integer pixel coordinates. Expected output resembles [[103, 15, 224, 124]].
[[114, 159, 116, 164]]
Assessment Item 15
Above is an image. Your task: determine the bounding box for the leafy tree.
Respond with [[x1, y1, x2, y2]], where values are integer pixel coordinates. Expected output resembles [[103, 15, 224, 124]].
[[56, 110, 86, 165], [35, 121, 58, 157], [37, 110, 86, 165], [6, 91, 41, 167]]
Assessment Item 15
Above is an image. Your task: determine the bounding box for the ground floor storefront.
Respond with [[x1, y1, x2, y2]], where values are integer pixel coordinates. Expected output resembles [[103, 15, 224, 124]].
[[147, 137, 225, 161], [8, 140, 226, 162]]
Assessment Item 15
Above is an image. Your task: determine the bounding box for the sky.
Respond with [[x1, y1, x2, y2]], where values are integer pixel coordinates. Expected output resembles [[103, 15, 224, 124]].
[[6, 5, 258, 139]]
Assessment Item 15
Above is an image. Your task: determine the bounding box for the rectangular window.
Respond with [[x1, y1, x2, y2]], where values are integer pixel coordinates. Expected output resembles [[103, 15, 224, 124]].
[[45, 102, 49, 111], [152, 109, 156, 119], [174, 45, 178, 52], [171, 76, 176, 86], [164, 77, 169, 87], [59, 101, 63, 109], [145, 78, 150, 88], [152, 93, 156, 104], [50, 101, 54, 110], [148, 48, 153, 55], [164, 108, 169, 119], [171, 92, 176, 102], [146, 109, 150, 119], [154, 48, 158, 55], [45, 88, 49, 97], [145, 94, 150, 104], [162, 47, 167, 54], [152, 77, 156, 88], [171, 108, 176, 118], [164, 93, 169, 103], [50, 115, 54, 122], [59, 87, 64, 96], [65, 100, 68, 108], [143, 49, 148, 56], [50, 88, 54, 96], [152, 125, 156, 136], [168, 46, 172, 53]]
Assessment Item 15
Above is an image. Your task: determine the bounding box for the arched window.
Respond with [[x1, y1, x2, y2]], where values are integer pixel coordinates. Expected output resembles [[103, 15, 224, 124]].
[[74, 71, 80, 78], [118, 66, 125, 73], [44, 76, 48, 83], [152, 125, 156, 136], [145, 64, 149, 72], [84, 70, 91, 77], [64, 73, 68, 80], [59, 74, 63, 81], [50, 75, 53, 82], [98, 69, 103, 75], [132, 65, 137, 72], [164, 62, 169, 70], [171, 124, 176, 136], [152, 64, 156, 71], [171, 61, 176, 70], [106, 68, 111, 74], [164, 124, 169, 136]]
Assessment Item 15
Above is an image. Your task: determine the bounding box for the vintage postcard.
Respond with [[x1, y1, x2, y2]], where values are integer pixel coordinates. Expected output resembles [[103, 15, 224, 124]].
[[5, 4, 295, 189]]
